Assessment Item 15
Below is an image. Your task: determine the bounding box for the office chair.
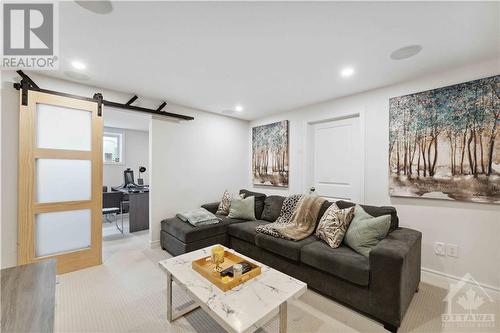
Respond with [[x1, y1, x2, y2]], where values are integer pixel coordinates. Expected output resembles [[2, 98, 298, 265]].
[[102, 191, 124, 234]]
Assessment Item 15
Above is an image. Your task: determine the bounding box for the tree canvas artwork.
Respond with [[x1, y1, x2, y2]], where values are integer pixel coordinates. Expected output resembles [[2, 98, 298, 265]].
[[389, 75, 499, 204], [252, 120, 289, 187]]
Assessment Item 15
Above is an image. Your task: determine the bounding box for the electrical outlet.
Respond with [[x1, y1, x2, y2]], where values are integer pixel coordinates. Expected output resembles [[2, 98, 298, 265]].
[[447, 244, 459, 258], [434, 242, 446, 256]]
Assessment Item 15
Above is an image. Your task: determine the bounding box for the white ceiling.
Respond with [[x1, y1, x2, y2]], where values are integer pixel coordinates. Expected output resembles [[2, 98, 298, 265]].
[[41, 1, 499, 120]]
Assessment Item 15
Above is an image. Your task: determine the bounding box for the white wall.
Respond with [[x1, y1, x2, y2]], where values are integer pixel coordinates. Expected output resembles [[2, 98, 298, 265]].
[[249, 59, 500, 291], [1, 72, 20, 268], [0, 71, 249, 266], [103, 127, 149, 188], [149, 104, 250, 244]]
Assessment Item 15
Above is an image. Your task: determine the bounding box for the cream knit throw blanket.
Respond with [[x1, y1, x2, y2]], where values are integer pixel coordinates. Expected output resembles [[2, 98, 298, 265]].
[[274, 195, 326, 241]]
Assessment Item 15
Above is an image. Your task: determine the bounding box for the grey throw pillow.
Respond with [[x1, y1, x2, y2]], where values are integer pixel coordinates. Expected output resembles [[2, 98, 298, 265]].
[[261, 196, 286, 222], [315, 203, 355, 248], [344, 205, 391, 257], [228, 196, 256, 220]]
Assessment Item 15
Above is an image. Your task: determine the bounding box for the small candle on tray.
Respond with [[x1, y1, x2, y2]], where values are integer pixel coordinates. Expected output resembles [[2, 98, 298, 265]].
[[211, 245, 225, 272]]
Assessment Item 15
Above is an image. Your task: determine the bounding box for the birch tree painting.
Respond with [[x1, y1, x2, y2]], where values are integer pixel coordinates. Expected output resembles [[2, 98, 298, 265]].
[[389, 75, 499, 203], [252, 120, 289, 187]]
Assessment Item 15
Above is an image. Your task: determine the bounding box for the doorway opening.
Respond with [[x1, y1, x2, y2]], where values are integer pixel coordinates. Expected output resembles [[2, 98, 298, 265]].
[[101, 108, 151, 249]]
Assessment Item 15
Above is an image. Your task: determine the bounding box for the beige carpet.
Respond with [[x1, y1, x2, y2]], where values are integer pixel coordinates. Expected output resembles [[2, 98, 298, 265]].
[[54, 231, 498, 333]]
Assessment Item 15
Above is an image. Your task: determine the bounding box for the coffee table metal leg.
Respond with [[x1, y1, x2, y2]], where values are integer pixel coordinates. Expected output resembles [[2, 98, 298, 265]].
[[166, 272, 173, 322], [279, 302, 287, 333], [166, 274, 200, 323]]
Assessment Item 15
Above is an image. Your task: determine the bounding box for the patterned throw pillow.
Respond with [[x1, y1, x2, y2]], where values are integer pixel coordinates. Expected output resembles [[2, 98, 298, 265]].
[[256, 194, 303, 238], [315, 203, 355, 248], [216, 190, 231, 215]]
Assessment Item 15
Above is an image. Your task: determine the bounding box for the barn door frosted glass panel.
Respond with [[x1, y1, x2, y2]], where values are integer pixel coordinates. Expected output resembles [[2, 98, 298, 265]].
[[36, 103, 92, 151], [35, 209, 91, 257], [36, 159, 91, 203]]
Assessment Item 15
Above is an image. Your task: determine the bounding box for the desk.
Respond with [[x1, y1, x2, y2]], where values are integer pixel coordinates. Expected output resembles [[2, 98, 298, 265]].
[[129, 191, 149, 232], [1, 260, 56, 333], [118, 189, 149, 232]]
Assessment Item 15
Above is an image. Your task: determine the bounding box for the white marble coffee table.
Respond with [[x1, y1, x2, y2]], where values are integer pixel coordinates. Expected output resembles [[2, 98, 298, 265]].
[[158, 245, 307, 333]]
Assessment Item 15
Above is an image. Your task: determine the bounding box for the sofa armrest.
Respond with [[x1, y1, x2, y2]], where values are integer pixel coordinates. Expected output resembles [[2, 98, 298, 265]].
[[369, 227, 422, 327], [201, 202, 220, 214]]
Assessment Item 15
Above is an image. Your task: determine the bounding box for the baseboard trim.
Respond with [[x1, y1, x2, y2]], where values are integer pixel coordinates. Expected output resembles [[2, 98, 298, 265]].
[[421, 267, 500, 300], [150, 239, 160, 248]]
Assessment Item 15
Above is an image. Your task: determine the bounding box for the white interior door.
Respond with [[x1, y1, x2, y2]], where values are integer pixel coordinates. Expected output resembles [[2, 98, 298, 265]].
[[310, 116, 363, 202]]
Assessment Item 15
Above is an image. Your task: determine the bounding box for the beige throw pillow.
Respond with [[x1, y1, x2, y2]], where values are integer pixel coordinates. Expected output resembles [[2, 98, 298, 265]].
[[315, 203, 355, 248], [216, 190, 231, 215]]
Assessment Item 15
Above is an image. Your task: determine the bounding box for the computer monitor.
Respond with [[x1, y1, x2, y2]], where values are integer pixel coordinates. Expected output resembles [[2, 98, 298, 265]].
[[124, 169, 134, 186]]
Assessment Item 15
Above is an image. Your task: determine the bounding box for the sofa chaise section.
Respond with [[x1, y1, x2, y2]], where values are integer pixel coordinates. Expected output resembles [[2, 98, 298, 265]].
[[160, 214, 246, 256]]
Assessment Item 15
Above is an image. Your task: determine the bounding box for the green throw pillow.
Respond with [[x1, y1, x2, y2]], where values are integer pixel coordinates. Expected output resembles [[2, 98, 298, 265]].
[[228, 196, 256, 221], [344, 205, 391, 257]]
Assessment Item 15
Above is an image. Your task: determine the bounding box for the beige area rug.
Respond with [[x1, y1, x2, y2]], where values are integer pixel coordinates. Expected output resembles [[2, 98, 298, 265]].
[[55, 231, 499, 333]]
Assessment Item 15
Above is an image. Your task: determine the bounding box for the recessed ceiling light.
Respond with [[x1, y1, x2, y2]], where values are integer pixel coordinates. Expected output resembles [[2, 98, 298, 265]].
[[75, 1, 113, 15], [390, 45, 422, 60], [71, 60, 86, 70], [235, 105, 244, 112], [340, 67, 354, 78]]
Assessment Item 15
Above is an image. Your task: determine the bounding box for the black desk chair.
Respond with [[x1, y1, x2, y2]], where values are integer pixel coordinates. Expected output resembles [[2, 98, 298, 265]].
[[102, 191, 124, 234]]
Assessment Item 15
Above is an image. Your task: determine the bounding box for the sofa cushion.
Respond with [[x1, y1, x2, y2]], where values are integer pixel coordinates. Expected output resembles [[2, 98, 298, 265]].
[[161, 230, 228, 256], [255, 234, 317, 262], [201, 202, 220, 214], [227, 220, 269, 244], [261, 196, 286, 222], [239, 189, 266, 219], [161, 216, 245, 243], [336, 200, 399, 232], [301, 241, 370, 286]]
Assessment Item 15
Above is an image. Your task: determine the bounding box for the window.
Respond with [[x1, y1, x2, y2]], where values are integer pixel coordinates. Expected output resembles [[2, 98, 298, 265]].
[[103, 132, 124, 164]]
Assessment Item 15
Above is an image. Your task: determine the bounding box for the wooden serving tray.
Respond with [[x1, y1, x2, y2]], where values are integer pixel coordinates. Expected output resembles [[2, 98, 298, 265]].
[[192, 251, 261, 291]]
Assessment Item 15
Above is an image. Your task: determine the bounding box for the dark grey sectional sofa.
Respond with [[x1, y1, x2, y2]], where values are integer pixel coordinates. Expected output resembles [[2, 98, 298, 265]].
[[160, 190, 421, 332]]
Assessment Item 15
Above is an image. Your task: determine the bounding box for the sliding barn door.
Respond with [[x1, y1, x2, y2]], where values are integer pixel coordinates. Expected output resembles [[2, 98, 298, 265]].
[[18, 90, 103, 274]]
